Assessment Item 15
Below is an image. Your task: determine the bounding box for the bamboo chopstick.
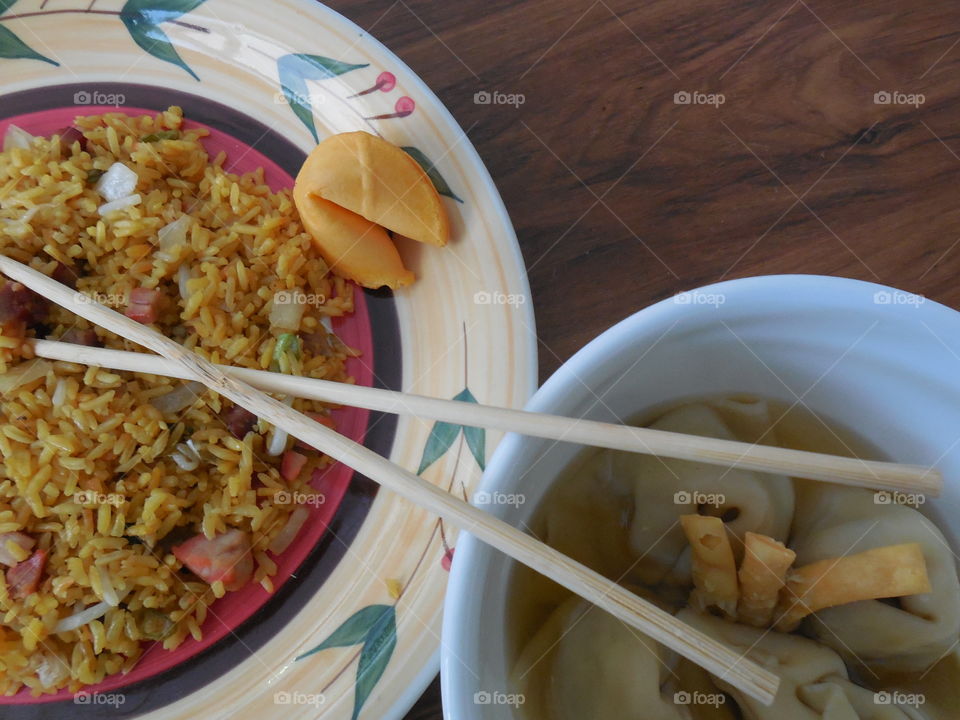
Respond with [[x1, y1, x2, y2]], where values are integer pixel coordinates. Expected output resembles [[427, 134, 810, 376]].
[[0, 256, 780, 705], [29, 338, 943, 497]]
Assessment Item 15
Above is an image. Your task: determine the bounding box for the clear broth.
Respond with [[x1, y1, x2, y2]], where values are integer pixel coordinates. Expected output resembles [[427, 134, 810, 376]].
[[506, 395, 959, 719]]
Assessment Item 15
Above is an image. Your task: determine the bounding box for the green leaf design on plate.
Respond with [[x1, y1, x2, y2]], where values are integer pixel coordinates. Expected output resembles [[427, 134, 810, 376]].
[[401, 146, 464, 203], [416, 416, 461, 475], [455, 387, 486, 470], [0, 2, 59, 66], [296, 605, 390, 657], [352, 605, 397, 720], [277, 54, 369, 142], [119, 0, 206, 80], [463, 426, 486, 471], [119, 0, 205, 24], [0, 25, 58, 66], [417, 387, 486, 474], [296, 604, 397, 720]]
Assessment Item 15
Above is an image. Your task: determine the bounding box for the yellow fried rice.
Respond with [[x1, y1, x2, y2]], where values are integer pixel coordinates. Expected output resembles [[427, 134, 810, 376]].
[[0, 107, 357, 694]]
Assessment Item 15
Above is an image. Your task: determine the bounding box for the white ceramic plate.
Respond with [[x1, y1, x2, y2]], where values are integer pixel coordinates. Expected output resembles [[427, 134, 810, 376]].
[[0, 1, 537, 717]]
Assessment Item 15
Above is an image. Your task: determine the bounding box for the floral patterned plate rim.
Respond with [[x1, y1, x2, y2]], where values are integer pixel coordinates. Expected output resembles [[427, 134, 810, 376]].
[[0, 1, 537, 719]]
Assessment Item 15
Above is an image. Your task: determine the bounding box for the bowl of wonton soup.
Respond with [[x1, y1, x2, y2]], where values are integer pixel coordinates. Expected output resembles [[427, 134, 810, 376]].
[[441, 274, 960, 720]]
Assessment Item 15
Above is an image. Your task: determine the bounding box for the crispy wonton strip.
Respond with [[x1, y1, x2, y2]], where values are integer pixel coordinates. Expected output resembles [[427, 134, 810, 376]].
[[775, 542, 931, 631], [737, 531, 796, 627], [680, 514, 739, 618]]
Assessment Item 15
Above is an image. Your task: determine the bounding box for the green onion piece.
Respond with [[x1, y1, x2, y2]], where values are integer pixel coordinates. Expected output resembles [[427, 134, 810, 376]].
[[138, 608, 174, 640], [86, 168, 105, 184], [140, 130, 181, 142], [271, 333, 301, 373], [274, 333, 301, 360]]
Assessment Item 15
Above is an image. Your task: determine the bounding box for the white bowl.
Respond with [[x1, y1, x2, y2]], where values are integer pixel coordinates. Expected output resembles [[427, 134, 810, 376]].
[[440, 274, 960, 720]]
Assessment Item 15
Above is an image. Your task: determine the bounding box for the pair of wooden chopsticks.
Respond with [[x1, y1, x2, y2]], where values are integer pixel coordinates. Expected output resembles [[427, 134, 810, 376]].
[[28, 339, 942, 496], [0, 256, 940, 704]]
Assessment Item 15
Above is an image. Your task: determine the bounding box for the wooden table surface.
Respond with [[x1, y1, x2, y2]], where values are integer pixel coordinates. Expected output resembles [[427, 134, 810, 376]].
[[324, 1, 960, 717]]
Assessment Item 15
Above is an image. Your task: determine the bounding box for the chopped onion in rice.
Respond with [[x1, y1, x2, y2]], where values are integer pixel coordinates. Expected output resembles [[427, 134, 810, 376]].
[[177, 264, 197, 300], [51, 378, 67, 407], [0, 359, 52, 394], [54, 600, 111, 633], [266, 427, 289, 456], [269, 290, 306, 331], [0, 204, 46, 236], [17, 204, 46, 225], [97, 566, 120, 607], [0, 532, 34, 566], [170, 451, 198, 471], [95, 162, 138, 202], [170, 441, 201, 471], [267, 506, 310, 554], [158, 215, 192, 254], [150, 380, 203, 414], [98, 193, 141, 216], [34, 653, 71, 687], [3, 124, 34, 151], [55, 577, 129, 633], [266, 396, 294, 456]]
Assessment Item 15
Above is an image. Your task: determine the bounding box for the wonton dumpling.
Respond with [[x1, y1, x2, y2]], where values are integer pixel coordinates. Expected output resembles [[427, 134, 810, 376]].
[[678, 610, 919, 719], [790, 484, 960, 672], [621, 400, 795, 585], [540, 450, 637, 581], [672, 659, 738, 720], [798, 681, 930, 720], [876, 649, 960, 720], [513, 596, 690, 720]]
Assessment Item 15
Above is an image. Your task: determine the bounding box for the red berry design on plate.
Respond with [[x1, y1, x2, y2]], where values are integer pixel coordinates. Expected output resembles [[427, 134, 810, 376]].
[[377, 71, 397, 92], [441, 547, 455, 572], [365, 96, 416, 121], [394, 96, 415, 115], [350, 70, 397, 97]]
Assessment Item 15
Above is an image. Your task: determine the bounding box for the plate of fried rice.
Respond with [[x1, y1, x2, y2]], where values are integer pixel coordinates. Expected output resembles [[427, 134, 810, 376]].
[[0, 2, 536, 719]]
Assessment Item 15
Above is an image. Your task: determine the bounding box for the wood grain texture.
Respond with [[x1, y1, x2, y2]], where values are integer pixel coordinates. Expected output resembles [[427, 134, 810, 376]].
[[321, 1, 960, 717]]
